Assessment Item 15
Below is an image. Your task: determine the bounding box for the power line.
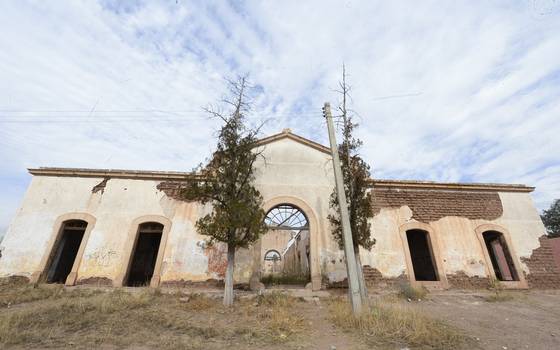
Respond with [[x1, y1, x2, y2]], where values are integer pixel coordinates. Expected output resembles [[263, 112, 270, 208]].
[[0, 109, 323, 115], [0, 114, 325, 124]]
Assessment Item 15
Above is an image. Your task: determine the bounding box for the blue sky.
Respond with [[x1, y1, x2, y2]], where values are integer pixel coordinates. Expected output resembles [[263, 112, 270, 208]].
[[1, 1, 560, 240]]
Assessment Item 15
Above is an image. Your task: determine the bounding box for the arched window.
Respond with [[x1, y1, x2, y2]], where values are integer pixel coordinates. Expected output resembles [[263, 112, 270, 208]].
[[482, 231, 519, 281], [264, 250, 281, 261], [265, 205, 308, 230]]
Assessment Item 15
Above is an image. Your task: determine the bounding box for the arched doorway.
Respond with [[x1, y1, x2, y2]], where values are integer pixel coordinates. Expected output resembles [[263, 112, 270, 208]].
[[260, 204, 311, 286], [405, 229, 439, 281], [482, 230, 519, 281], [45, 220, 88, 284], [474, 224, 527, 288], [125, 222, 164, 287], [399, 222, 448, 288]]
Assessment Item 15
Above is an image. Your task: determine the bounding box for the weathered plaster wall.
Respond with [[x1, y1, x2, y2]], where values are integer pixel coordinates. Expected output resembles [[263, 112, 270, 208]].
[[0, 176, 255, 285], [361, 190, 548, 288], [0, 135, 552, 289], [253, 138, 343, 285], [0, 176, 103, 276]]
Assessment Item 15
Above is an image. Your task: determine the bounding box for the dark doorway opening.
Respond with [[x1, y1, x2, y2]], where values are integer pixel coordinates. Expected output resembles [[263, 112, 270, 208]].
[[406, 229, 438, 281], [483, 231, 519, 281], [126, 222, 163, 287], [46, 220, 87, 284]]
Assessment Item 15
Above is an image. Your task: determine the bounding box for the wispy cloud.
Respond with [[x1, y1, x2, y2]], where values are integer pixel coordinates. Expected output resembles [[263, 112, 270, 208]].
[[0, 0, 559, 228]]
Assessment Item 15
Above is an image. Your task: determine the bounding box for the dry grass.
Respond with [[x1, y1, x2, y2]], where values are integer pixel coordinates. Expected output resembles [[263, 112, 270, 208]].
[[256, 290, 295, 307], [485, 292, 515, 302], [254, 292, 308, 343], [398, 282, 428, 301], [261, 273, 310, 286], [328, 297, 466, 349], [0, 281, 309, 349], [181, 292, 218, 311], [0, 277, 100, 308]]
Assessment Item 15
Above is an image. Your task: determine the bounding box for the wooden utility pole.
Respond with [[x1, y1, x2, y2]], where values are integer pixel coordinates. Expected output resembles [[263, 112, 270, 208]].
[[323, 102, 363, 314]]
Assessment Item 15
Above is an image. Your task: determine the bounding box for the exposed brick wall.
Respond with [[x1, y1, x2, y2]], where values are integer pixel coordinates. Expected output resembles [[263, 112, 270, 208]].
[[91, 177, 109, 194], [522, 236, 560, 289], [157, 180, 188, 200], [76, 277, 113, 286], [0, 275, 30, 286], [160, 279, 223, 288], [372, 188, 503, 222], [550, 237, 560, 271], [446, 271, 490, 289], [362, 267, 491, 290], [362, 266, 408, 289]]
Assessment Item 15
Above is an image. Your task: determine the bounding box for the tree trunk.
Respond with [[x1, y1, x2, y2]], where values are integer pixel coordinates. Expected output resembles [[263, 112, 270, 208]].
[[224, 243, 236, 307], [354, 244, 368, 304]]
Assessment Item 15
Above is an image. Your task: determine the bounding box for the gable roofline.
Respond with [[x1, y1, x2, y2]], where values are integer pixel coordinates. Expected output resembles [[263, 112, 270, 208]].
[[27, 167, 534, 192], [255, 128, 331, 155]]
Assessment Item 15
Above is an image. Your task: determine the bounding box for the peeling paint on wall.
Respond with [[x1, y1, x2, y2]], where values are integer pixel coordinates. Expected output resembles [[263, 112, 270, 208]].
[[91, 178, 110, 194], [204, 243, 227, 278], [156, 181, 188, 200]]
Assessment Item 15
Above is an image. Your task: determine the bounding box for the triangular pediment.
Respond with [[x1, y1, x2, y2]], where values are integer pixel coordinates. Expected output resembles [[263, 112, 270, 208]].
[[255, 129, 331, 155]]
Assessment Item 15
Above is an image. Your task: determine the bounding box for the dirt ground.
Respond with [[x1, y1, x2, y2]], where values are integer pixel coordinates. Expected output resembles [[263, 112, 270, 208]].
[[1, 281, 559, 350], [413, 290, 560, 350]]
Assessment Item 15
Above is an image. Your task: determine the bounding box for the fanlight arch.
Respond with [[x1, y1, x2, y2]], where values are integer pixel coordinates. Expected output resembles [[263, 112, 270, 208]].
[[264, 250, 281, 261], [264, 204, 309, 230]]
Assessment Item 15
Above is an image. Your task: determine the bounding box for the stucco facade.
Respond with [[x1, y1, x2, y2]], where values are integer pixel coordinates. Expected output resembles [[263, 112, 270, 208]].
[[0, 130, 557, 290]]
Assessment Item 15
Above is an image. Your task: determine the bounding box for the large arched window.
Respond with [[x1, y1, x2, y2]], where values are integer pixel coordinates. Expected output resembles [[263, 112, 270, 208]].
[[265, 205, 308, 230]]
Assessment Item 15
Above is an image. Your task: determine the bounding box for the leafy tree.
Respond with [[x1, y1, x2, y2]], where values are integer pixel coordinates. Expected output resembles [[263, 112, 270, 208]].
[[541, 199, 560, 237], [180, 76, 268, 306], [328, 66, 376, 303]]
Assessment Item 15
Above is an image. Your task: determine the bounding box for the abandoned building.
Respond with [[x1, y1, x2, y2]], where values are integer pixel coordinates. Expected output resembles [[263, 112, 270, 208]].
[[1, 129, 559, 290]]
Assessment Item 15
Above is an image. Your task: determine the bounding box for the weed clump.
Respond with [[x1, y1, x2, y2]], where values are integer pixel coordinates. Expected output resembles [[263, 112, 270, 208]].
[[485, 279, 515, 302], [398, 282, 428, 301], [182, 293, 216, 311], [256, 291, 295, 307]]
